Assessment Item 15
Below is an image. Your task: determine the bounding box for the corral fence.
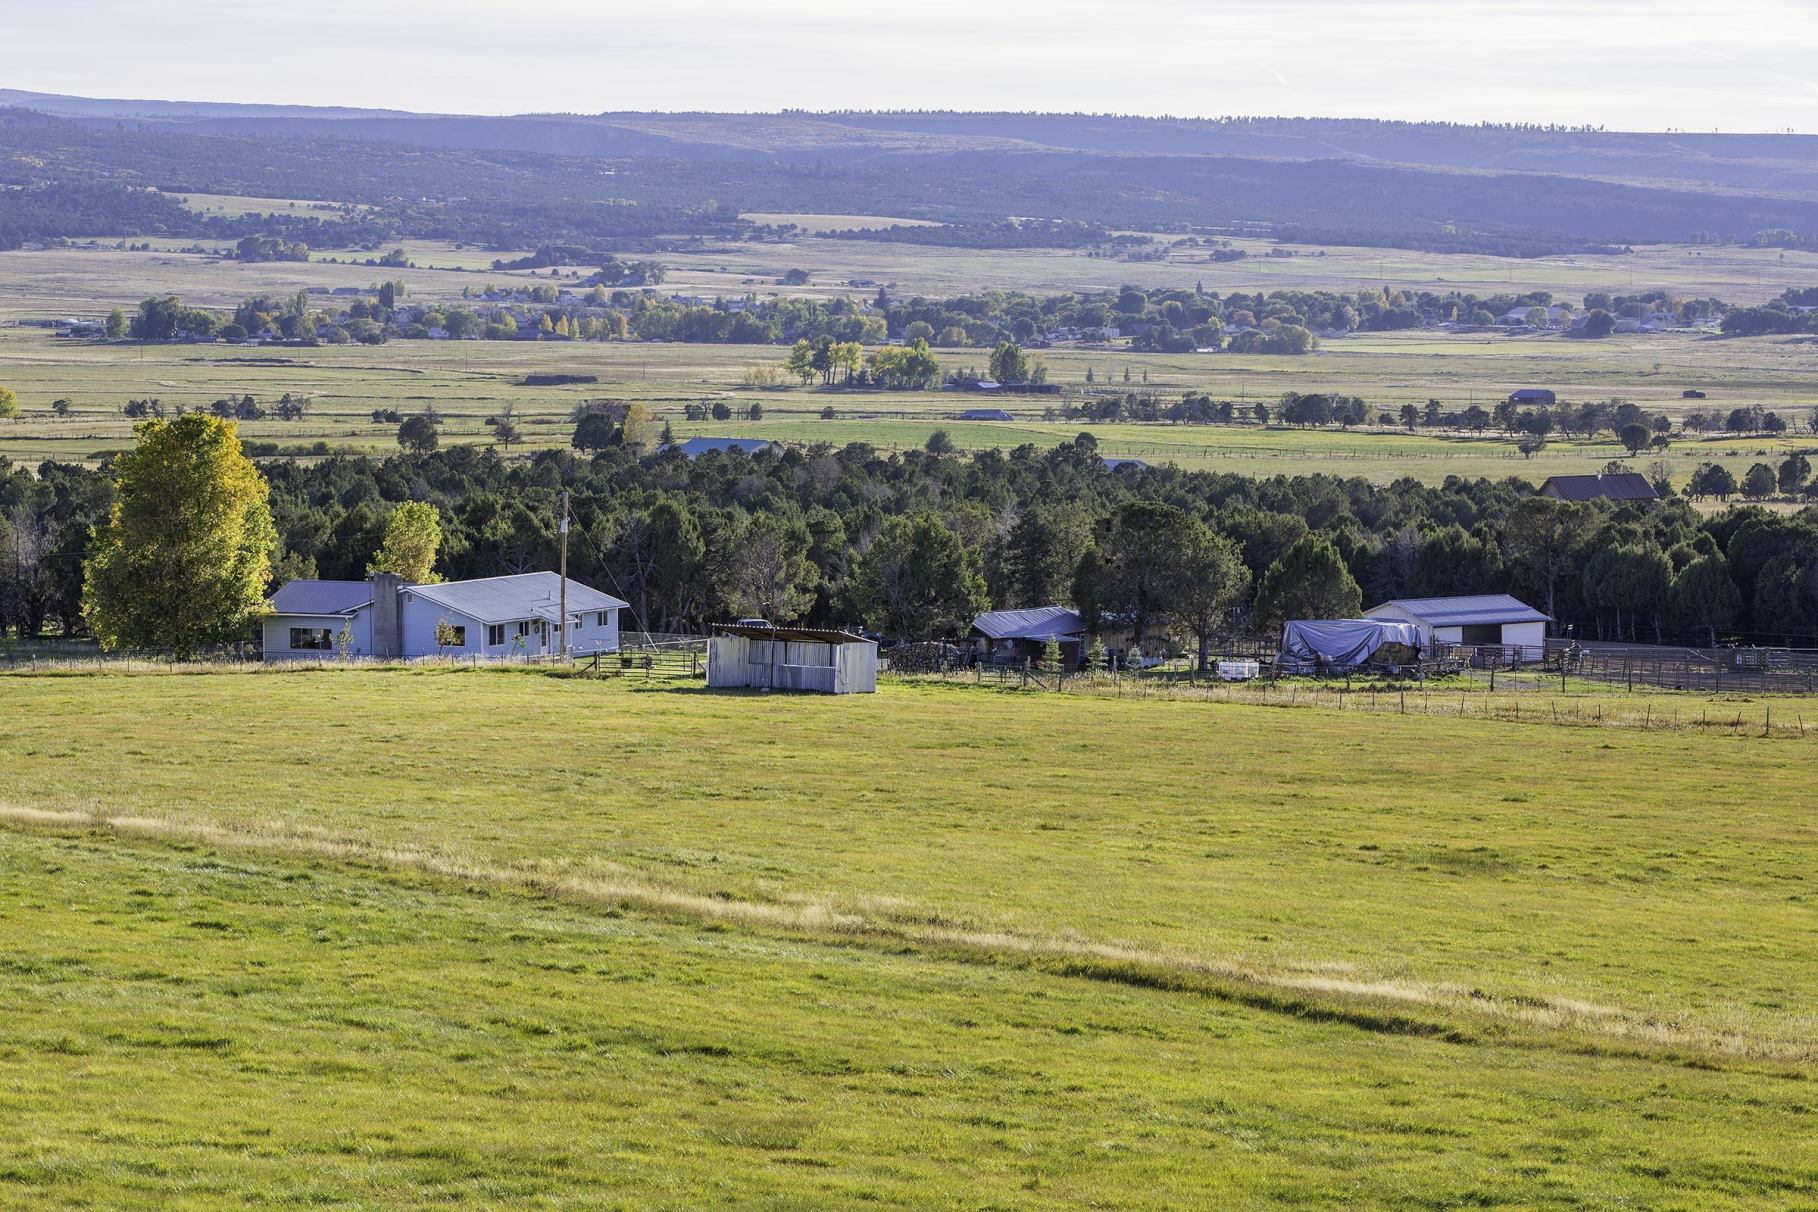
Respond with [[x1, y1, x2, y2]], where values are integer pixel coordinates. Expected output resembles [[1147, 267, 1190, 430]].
[[583, 634, 709, 681], [890, 664, 1816, 739], [1537, 639, 1818, 695]]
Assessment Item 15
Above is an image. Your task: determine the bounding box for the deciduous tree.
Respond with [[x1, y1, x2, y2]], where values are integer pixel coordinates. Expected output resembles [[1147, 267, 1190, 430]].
[[82, 415, 277, 656], [367, 501, 444, 584]]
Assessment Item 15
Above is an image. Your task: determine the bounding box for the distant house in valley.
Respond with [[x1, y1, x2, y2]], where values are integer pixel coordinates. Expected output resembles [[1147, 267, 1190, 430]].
[[1537, 472, 1659, 504], [1507, 388, 1556, 406], [264, 571, 626, 661], [1364, 594, 1550, 657], [956, 408, 1014, 421], [706, 623, 877, 694], [1102, 456, 1150, 471], [663, 437, 774, 459]]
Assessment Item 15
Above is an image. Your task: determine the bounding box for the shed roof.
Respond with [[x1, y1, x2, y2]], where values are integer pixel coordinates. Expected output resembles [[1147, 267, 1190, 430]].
[[713, 623, 871, 644], [1366, 594, 1551, 626], [408, 573, 628, 625], [956, 407, 1014, 421], [970, 605, 1086, 641], [268, 580, 371, 616], [667, 437, 773, 459], [1102, 456, 1150, 470], [1538, 473, 1659, 502]]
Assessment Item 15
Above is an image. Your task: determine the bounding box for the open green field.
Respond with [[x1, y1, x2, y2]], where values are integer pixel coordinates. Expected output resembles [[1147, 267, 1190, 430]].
[[11, 223, 1818, 319], [2, 324, 1813, 486], [0, 669, 1813, 1207], [164, 190, 374, 220]]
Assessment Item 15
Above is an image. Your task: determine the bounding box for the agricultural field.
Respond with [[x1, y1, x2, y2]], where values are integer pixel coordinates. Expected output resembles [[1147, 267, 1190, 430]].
[[0, 668, 1813, 1207], [12, 219, 1818, 318], [1, 322, 1813, 486]]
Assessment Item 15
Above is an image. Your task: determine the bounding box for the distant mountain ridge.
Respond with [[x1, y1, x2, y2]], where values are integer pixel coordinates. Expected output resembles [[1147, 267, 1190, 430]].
[[7, 90, 1817, 197], [5, 91, 1818, 255]]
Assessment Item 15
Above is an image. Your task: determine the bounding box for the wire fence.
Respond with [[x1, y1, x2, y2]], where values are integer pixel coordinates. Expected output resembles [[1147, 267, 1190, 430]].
[[891, 666, 1816, 740]]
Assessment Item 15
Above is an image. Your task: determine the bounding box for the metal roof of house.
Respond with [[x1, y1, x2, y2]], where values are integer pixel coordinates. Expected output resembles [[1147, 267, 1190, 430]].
[[268, 580, 372, 616], [1538, 473, 1659, 502], [1102, 456, 1150, 470], [667, 437, 773, 458], [1366, 594, 1551, 626], [1508, 388, 1555, 400], [970, 605, 1087, 641], [406, 573, 628, 625], [713, 623, 871, 644]]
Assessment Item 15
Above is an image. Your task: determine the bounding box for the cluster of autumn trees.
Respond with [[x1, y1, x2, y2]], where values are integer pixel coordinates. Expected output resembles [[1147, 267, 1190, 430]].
[[6, 416, 1818, 657]]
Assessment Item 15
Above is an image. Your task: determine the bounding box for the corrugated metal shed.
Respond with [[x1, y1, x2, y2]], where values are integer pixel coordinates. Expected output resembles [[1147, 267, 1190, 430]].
[[970, 606, 1086, 641], [269, 580, 371, 615], [408, 573, 629, 625], [713, 623, 868, 643], [1366, 595, 1551, 626], [956, 408, 1014, 421]]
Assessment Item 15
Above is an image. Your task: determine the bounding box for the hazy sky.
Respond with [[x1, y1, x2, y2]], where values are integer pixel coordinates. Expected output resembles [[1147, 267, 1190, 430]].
[[7, 0, 1818, 131]]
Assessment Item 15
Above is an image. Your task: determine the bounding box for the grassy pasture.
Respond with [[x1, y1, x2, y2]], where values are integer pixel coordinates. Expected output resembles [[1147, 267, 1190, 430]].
[[0, 669, 1814, 1207], [1, 325, 1811, 484], [10, 222, 1818, 318], [164, 190, 373, 220]]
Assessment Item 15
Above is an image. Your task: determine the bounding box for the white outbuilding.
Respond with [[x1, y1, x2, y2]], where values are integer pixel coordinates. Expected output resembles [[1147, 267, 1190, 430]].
[[1363, 594, 1550, 660], [706, 624, 877, 694]]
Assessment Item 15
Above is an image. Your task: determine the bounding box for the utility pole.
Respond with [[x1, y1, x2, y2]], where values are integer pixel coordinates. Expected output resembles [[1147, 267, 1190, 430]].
[[558, 489, 570, 660]]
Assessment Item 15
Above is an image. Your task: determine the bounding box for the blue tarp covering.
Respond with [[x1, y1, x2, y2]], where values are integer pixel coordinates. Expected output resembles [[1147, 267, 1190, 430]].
[[1278, 619, 1423, 673]]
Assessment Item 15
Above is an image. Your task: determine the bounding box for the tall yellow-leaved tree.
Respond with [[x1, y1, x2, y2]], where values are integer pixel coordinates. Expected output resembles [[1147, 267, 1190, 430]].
[[83, 414, 276, 656]]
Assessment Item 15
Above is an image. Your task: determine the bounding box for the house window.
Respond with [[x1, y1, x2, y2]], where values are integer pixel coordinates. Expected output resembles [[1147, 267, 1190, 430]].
[[440, 626, 467, 647], [516, 621, 532, 637], [486, 624, 505, 647], [595, 612, 611, 628], [289, 627, 334, 651]]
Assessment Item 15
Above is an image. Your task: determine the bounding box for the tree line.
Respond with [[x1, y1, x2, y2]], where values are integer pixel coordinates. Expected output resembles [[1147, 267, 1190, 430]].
[[5, 419, 1817, 656]]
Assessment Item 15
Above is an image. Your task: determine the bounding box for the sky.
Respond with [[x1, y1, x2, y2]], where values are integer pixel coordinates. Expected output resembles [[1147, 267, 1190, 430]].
[[6, 0, 1818, 131]]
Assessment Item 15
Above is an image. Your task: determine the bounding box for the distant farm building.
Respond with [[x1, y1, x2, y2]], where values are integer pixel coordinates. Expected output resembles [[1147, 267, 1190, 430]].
[[1507, 388, 1556, 406], [1538, 472, 1659, 504], [1102, 456, 1150, 471], [1364, 594, 1550, 657], [707, 624, 877, 694], [665, 437, 774, 459], [265, 572, 626, 661], [956, 408, 1014, 421], [970, 606, 1086, 667]]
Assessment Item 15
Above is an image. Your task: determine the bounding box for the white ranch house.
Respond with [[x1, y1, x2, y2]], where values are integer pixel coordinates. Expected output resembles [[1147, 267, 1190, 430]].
[[264, 571, 627, 661]]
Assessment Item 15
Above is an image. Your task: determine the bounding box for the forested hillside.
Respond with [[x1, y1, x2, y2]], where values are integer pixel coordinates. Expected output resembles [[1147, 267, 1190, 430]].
[[8, 97, 1818, 255]]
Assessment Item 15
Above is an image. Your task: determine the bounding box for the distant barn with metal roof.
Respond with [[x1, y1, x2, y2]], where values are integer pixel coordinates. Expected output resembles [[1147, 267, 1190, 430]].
[[969, 606, 1087, 667], [1538, 472, 1659, 503], [1102, 456, 1150, 471], [970, 606, 1086, 641], [956, 407, 1014, 421], [1365, 594, 1551, 659], [665, 437, 774, 459], [1507, 388, 1556, 405]]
